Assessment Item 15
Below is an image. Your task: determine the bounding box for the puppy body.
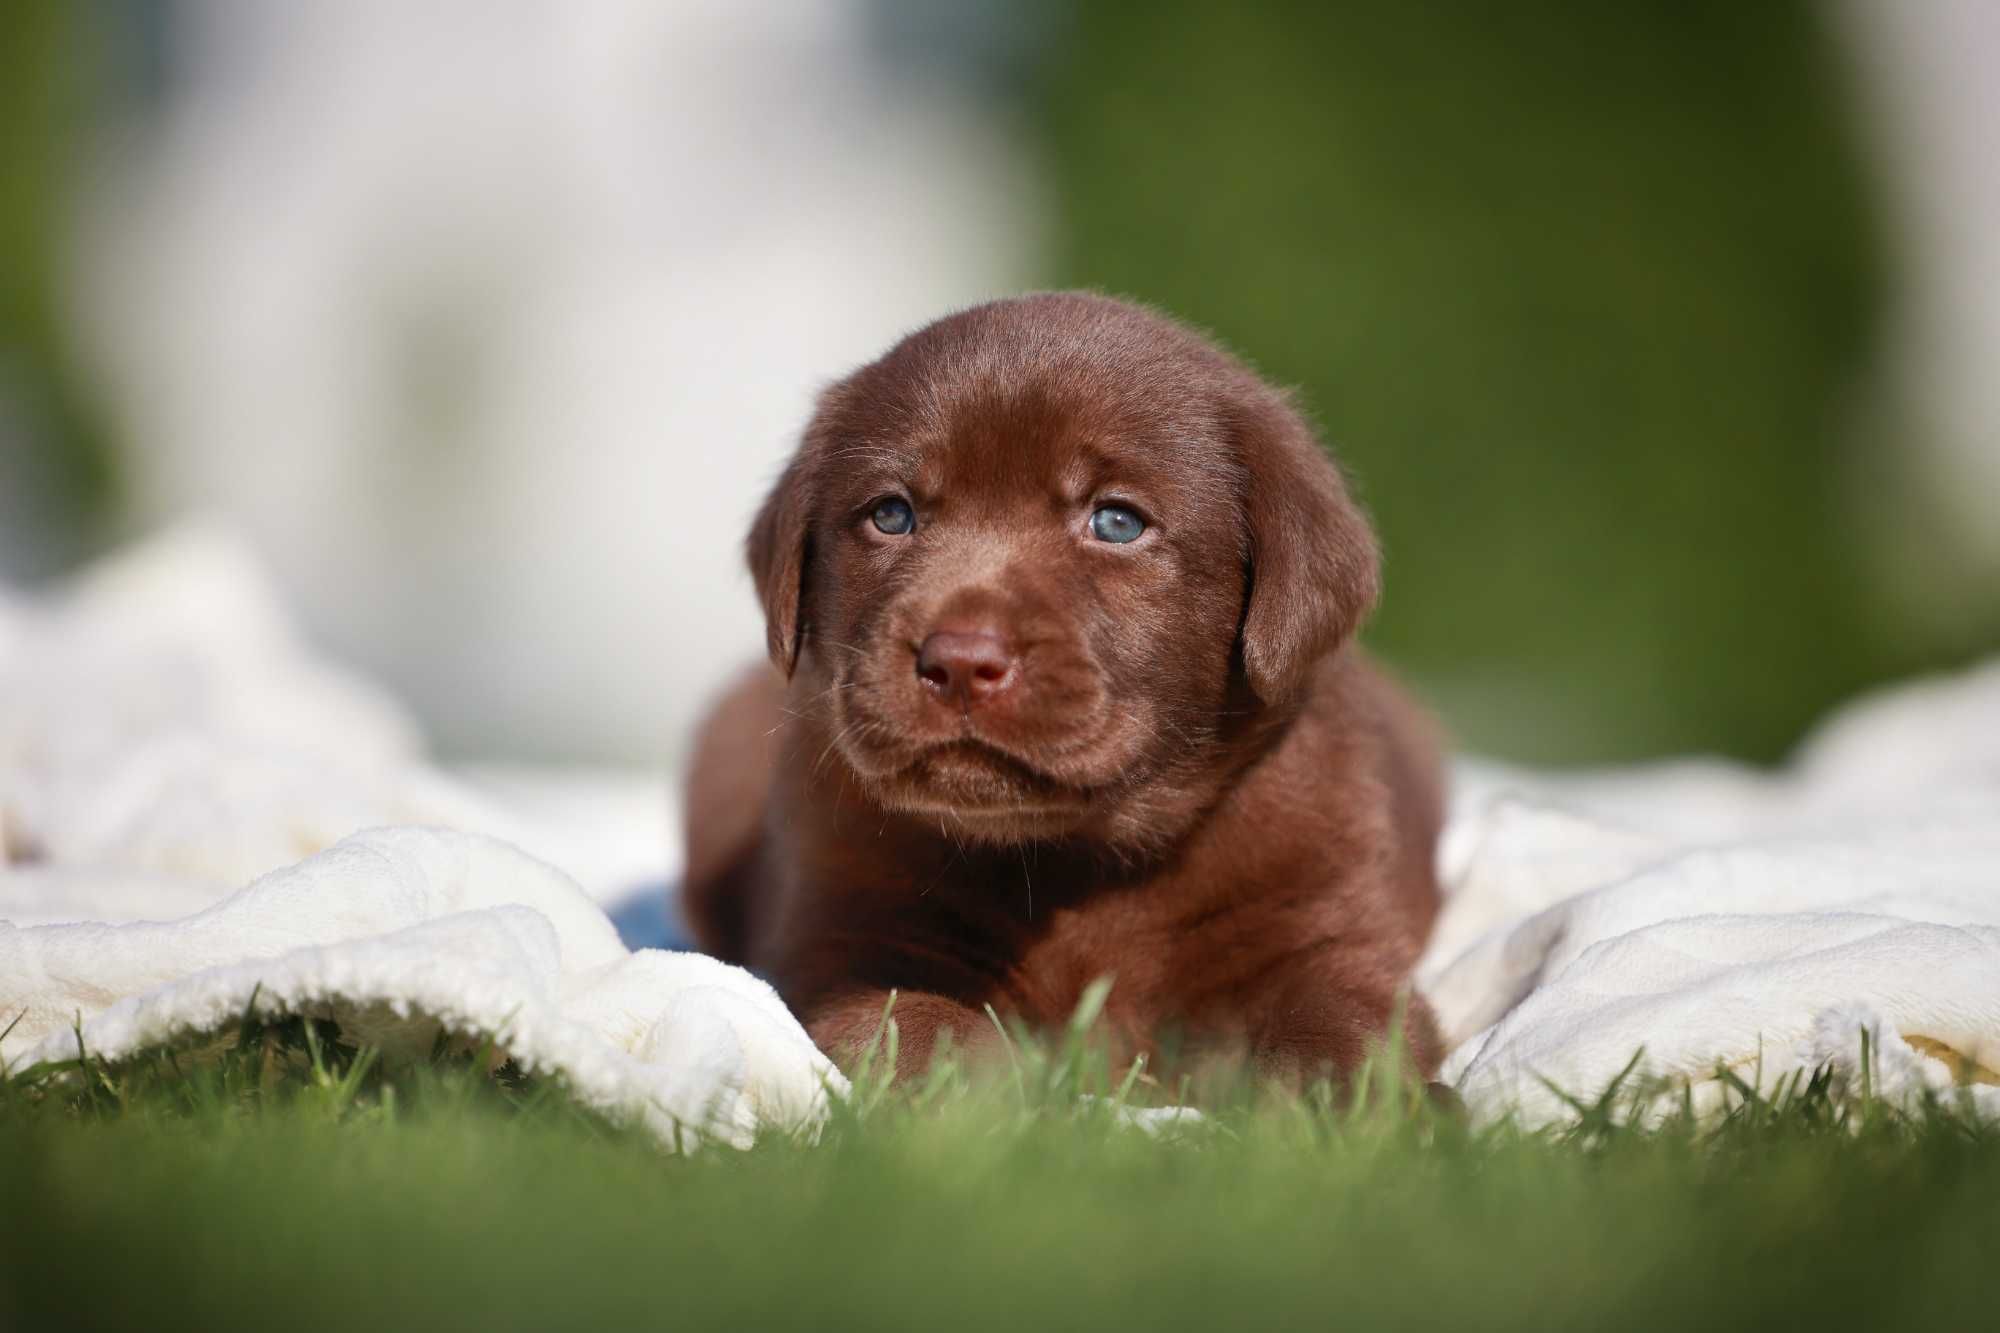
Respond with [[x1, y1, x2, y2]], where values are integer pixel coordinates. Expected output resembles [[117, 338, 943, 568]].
[[684, 293, 1445, 1082]]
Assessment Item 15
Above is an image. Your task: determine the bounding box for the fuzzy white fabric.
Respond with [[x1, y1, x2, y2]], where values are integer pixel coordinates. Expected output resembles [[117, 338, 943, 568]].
[[0, 531, 841, 1149], [0, 828, 841, 1148], [1426, 661, 2000, 1126], [0, 526, 490, 889]]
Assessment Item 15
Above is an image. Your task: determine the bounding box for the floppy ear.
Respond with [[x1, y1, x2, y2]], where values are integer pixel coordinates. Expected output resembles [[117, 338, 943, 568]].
[[746, 457, 811, 676], [1232, 386, 1381, 703]]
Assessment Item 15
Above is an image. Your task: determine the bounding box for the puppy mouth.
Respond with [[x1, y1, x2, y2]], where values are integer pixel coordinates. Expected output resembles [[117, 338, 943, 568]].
[[878, 740, 1094, 820]]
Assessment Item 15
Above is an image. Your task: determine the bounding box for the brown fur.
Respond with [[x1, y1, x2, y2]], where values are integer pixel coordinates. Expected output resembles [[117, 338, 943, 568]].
[[682, 292, 1446, 1084]]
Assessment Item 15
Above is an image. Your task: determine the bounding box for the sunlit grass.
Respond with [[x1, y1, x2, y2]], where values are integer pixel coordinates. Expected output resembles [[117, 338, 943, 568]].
[[2, 996, 1995, 1331]]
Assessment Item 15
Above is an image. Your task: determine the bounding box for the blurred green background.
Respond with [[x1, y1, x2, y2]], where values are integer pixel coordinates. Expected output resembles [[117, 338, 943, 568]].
[[0, 0, 117, 579], [5, 0, 1997, 765], [1029, 0, 1970, 763]]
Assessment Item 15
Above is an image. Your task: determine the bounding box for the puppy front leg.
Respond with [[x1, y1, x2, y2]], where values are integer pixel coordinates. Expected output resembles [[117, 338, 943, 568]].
[[805, 989, 997, 1081], [1243, 959, 1445, 1089]]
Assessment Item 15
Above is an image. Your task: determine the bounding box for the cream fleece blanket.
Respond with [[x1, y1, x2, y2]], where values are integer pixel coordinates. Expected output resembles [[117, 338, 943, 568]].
[[0, 530, 841, 1149], [1425, 664, 2000, 1124], [5, 529, 1997, 1134]]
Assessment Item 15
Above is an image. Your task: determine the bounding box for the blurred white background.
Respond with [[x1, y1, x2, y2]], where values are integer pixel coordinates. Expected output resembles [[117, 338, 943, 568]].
[[1839, 0, 2000, 621], [68, 0, 1039, 763]]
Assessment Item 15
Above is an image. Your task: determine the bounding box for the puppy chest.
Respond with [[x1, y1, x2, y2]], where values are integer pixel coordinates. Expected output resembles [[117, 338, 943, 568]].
[[999, 902, 1218, 1028], [1000, 887, 1354, 1029]]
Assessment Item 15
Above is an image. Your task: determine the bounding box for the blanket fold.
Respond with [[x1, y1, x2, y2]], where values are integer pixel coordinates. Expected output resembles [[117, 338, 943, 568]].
[[1427, 660, 2000, 1125], [1, 827, 844, 1149]]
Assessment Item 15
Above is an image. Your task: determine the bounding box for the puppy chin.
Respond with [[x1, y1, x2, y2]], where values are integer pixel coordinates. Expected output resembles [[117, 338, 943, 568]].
[[891, 800, 1092, 844], [860, 743, 1095, 841]]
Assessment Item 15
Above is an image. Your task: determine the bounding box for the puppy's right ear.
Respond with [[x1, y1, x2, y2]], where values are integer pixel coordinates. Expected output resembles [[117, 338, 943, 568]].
[[746, 457, 810, 676], [1231, 385, 1381, 704]]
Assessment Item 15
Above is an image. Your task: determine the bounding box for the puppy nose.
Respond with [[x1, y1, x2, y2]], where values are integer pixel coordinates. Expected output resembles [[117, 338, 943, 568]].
[[916, 629, 1017, 705]]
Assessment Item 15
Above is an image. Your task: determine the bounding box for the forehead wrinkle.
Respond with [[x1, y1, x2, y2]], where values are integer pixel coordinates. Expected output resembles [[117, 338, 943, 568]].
[[1055, 435, 1163, 503], [812, 434, 923, 507], [1054, 448, 1098, 502], [1065, 427, 1238, 507], [818, 438, 914, 472]]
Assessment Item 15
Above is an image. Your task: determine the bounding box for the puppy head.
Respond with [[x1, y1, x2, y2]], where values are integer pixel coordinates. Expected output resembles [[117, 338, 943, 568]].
[[749, 293, 1378, 849]]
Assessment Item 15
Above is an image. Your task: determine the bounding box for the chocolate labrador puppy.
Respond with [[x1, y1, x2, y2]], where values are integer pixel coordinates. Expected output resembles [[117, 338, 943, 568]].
[[683, 292, 1445, 1085]]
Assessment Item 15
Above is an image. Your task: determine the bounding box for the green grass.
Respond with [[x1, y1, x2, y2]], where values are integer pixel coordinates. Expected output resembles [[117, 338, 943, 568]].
[[2, 1004, 1996, 1332]]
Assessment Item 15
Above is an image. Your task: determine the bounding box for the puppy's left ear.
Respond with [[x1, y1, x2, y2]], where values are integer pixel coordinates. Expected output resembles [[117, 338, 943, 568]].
[[746, 456, 811, 677], [1232, 385, 1381, 703]]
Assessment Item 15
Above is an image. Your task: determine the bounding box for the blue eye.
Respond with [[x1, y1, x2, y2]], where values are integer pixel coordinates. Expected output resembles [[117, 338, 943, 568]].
[[870, 496, 916, 535], [1089, 504, 1146, 544]]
